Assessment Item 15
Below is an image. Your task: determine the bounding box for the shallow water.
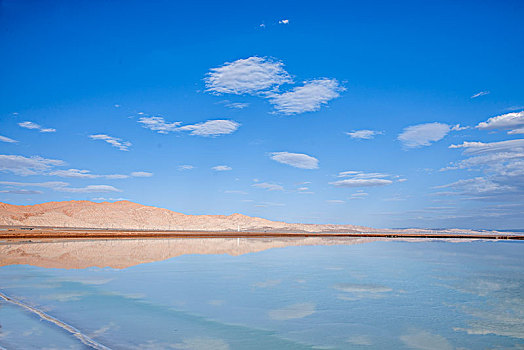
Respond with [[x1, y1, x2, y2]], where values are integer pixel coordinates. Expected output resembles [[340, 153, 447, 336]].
[[0, 239, 523, 349]]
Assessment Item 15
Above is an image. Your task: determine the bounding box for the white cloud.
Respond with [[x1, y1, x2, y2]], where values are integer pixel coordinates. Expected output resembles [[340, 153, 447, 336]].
[[131, 171, 153, 177], [0, 181, 69, 188], [48, 169, 151, 179], [18, 121, 56, 133], [178, 165, 194, 171], [346, 130, 383, 140], [0, 189, 42, 195], [212, 165, 232, 171], [268, 78, 343, 115], [89, 134, 131, 151], [326, 199, 345, 204], [179, 120, 240, 136], [471, 91, 490, 99], [330, 171, 394, 188], [252, 182, 284, 191], [0, 135, 17, 143], [349, 192, 369, 199], [139, 117, 240, 137], [270, 152, 319, 169], [268, 303, 315, 320], [278, 19, 289, 24], [223, 101, 249, 109], [57, 185, 122, 193], [449, 139, 524, 154], [0, 181, 120, 194], [397, 122, 451, 148], [205, 56, 292, 95], [0, 155, 64, 176], [508, 127, 524, 135], [138, 116, 181, 134], [476, 110, 524, 133]]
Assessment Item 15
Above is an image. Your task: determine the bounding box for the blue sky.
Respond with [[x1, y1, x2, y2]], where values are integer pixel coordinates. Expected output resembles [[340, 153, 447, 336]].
[[1, 0, 523, 229]]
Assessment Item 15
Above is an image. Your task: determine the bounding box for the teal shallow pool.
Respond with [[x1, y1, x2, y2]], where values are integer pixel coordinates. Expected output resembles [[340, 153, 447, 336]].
[[0, 240, 523, 349]]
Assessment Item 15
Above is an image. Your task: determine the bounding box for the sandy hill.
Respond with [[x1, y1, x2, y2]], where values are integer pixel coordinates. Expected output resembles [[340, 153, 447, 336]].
[[0, 200, 371, 232]]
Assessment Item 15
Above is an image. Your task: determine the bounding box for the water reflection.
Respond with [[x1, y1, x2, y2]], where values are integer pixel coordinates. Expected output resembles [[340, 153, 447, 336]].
[[0, 240, 522, 349]]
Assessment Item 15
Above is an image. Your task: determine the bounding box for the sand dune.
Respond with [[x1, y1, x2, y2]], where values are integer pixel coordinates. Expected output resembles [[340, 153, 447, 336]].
[[0, 200, 371, 232]]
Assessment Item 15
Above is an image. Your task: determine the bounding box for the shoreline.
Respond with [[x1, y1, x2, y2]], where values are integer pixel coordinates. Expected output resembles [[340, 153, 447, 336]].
[[1, 227, 523, 241]]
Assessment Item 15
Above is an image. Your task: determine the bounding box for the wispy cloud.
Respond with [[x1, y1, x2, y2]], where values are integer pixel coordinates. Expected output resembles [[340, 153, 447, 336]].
[[48, 169, 152, 179], [18, 121, 56, 133], [346, 130, 383, 140], [397, 122, 451, 148], [56, 185, 122, 193], [471, 91, 490, 99], [179, 120, 240, 136], [212, 165, 232, 171], [0, 181, 121, 193], [268, 78, 343, 115], [138, 116, 181, 134], [400, 330, 453, 350], [476, 110, 524, 134], [220, 101, 249, 109], [0, 135, 18, 143], [89, 134, 131, 151], [443, 138, 524, 200], [0, 189, 42, 195], [252, 182, 284, 191], [330, 171, 394, 188], [130, 171, 153, 177], [178, 165, 194, 171], [139, 116, 240, 137], [205, 56, 292, 95], [270, 152, 319, 169], [0, 155, 64, 176]]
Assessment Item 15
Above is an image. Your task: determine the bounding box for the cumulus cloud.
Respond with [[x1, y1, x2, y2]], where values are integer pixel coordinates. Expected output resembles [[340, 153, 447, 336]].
[[18, 121, 56, 133], [56, 185, 122, 193], [0, 135, 18, 143], [346, 130, 383, 140], [212, 165, 232, 171], [278, 19, 289, 24], [205, 57, 342, 115], [397, 122, 451, 148], [0, 155, 64, 175], [270, 152, 319, 169], [252, 182, 284, 191], [179, 120, 240, 136], [471, 91, 490, 99], [330, 171, 393, 188], [268, 302, 315, 320], [205, 56, 292, 95], [476, 111, 524, 134], [268, 78, 343, 115], [89, 134, 131, 151], [138, 116, 181, 134], [449, 139, 524, 154]]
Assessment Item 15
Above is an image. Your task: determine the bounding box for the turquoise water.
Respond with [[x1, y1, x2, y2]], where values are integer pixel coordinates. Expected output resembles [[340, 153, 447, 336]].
[[1, 240, 523, 349]]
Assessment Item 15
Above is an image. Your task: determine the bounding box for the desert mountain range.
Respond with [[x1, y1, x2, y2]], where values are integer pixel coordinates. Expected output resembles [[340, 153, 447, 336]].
[[0, 200, 374, 232]]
